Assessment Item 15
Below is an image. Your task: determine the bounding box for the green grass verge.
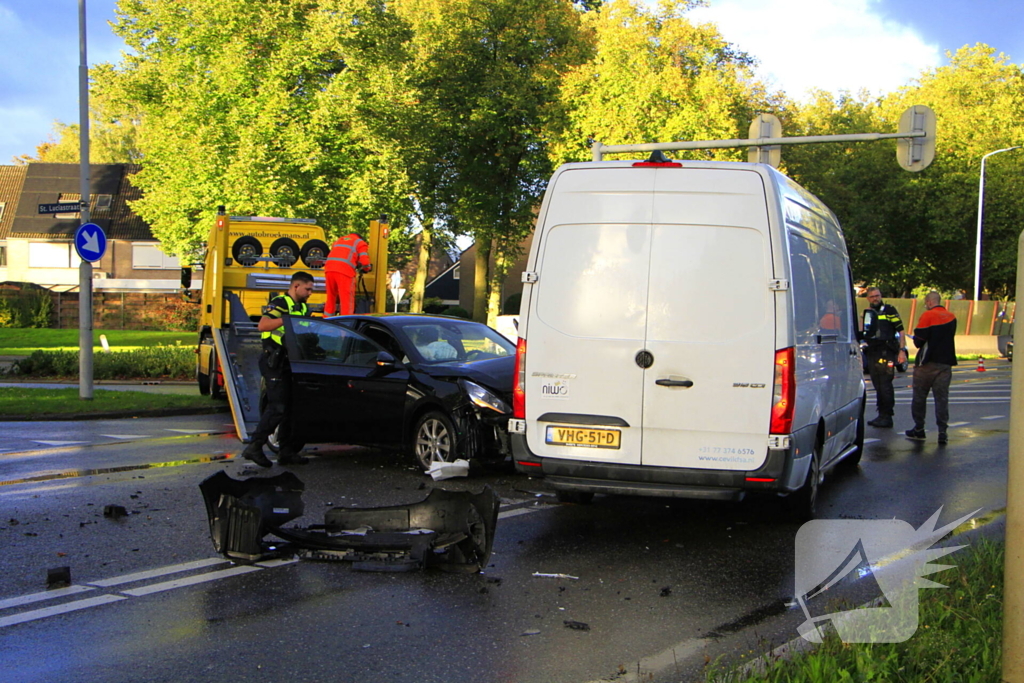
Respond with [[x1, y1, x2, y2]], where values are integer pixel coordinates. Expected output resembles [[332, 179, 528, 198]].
[[0, 387, 216, 417], [0, 329, 193, 355], [707, 538, 1004, 683]]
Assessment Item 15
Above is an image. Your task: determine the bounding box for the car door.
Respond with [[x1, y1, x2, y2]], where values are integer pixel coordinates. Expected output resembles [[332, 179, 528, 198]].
[[351, 321, 413, 445], [282, 317, 408, 446]]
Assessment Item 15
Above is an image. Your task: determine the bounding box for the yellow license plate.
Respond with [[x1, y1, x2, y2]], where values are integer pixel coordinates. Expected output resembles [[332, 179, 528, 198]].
[[545, 426, 621, 449]]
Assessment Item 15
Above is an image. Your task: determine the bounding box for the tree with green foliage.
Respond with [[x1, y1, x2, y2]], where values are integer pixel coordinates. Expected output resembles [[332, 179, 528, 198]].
[[94, 0, 416, 260], [550, 0, 778, 164], [14, 101, 142, 165]]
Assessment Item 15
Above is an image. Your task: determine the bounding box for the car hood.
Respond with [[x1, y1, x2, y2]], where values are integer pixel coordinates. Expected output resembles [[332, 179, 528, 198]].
[[418, 356, 514, 395]]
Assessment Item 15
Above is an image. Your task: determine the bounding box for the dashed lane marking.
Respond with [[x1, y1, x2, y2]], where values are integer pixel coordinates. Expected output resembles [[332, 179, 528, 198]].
[[947, 421, 970, 427], [864, 438, 881, 445], [0, 595, 126, 629], [0, 584, 95, 611], [120, 565, 262, 597], [87, 558, 229, 587], [981, 415, 1005, 420], [99, 434, 151, 440], [163, 429, 214, 434], [32, 440, 88, 447]]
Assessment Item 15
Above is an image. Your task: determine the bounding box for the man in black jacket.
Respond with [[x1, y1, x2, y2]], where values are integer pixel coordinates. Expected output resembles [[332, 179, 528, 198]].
[[859, 287, 907, 428], [905, 291, 958, 444]]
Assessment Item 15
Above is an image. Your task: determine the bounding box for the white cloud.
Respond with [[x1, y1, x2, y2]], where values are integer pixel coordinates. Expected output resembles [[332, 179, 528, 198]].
[[687, 0, 942, 100]]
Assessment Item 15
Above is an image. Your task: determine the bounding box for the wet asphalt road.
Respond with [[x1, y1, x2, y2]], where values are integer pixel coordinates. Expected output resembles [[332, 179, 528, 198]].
[[0, 363, 1012, 683]]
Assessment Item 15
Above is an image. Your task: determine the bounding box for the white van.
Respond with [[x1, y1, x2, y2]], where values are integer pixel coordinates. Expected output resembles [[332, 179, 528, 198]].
[[508, 158, 865, 519]]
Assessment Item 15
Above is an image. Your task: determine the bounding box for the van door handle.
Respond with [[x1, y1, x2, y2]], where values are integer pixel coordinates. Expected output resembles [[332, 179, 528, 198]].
[[655, 379, 694, 388]]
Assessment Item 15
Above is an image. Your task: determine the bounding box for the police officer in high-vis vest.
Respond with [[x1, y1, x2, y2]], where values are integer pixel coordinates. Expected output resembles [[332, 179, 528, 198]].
[[324, 232, 371, 316], [859, 287, 907, 429], [241, 271, 315, 467]]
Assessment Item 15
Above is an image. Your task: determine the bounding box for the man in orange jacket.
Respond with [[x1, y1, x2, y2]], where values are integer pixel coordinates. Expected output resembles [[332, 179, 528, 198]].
[[324, 232, 371, 315], [905, 291, 957, 444]]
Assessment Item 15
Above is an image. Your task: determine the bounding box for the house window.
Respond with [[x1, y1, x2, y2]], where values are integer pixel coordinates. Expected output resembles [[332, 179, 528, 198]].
[[0, 202, 6, 223], [0, 243, 7, 267], [94, 194, 113, 213], [452, 264, 460, 280], [132, 243, 180, 270], [28, 242, 73, 268]]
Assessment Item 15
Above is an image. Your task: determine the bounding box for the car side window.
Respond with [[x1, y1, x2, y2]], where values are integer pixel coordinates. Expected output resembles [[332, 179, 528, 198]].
[[292, 319, 379, 367], [360, 324, 405, 361]]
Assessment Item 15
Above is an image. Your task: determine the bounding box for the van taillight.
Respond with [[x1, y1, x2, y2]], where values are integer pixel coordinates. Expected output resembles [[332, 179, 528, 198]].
[[513, 337, 526, 419], [770, 347, 795, 434]]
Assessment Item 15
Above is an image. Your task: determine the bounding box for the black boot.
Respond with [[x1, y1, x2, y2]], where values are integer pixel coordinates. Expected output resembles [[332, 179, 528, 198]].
[[868, 416, 893, 428], [241, 442, 272, 468]]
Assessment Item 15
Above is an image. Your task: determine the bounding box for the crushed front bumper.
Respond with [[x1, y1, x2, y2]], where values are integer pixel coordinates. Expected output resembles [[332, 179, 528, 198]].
[[199, 471, 500, 572]]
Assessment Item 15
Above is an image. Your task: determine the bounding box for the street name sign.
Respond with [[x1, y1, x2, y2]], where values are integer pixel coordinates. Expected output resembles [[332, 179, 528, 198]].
[[38, 202, 80, 214]]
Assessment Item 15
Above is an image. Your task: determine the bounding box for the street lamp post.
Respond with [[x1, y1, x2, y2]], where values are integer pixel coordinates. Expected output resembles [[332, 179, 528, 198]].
[[975, 146, 1022, 299]]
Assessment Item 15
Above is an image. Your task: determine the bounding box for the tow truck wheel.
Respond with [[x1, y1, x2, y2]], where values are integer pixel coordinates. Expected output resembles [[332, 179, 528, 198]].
[[231, 236, 262, 267], [300, 239, 329, 269], [270, 237, 300, 267], [413, 410, 458, 472]]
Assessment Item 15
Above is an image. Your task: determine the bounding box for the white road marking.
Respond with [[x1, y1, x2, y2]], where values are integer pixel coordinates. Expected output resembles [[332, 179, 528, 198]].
[[256, 557, 300, 568], [32, 440, 88, 446], [163, 429, 212, 434], [99, 434, 151, 440], [0, 585, 95, 611], [947, 422, 970, 427], [0, 595, 126, 629], [499, 507, 544, 520], [87, 558, 229, 587], [981, 415, 1005, 420], [863, 438, 880, 445], [120, 565, 261, 597]]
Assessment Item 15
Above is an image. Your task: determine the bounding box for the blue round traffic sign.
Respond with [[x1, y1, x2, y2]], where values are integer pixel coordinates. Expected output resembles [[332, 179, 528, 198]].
[[74, 223, 107, 262]]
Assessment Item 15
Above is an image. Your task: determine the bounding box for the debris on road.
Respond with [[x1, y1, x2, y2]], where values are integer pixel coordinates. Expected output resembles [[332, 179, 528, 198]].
[[532, 572, 579, 580], [660, 586, 672, 597], [199, 471, 499, 573], [563, 620, 590, 631], [427, 458, 470, 481], [103, 505, 128, 519], [47, 566, 71, 588], [521, 629, 541, 636]]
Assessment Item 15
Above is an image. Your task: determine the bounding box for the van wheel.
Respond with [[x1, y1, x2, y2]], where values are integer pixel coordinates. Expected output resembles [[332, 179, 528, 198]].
[[556, 491, 594, 505], [785, 442, 821, 522], [413, 411, 458, 472]]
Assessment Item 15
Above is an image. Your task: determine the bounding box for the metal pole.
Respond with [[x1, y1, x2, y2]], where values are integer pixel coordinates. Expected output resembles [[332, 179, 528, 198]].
[[1003, 227, 1024, 682], [974, 147, 1021, 300], [78, 0, 92, 400]]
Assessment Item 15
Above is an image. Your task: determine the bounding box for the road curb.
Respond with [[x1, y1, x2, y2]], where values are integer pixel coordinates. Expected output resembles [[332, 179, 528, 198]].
[[0, 406, 230, 422]]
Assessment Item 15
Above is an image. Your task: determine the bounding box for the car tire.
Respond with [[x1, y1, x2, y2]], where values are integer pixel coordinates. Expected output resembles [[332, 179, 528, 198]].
[[231, 236, 262, 266], [556, 491, 594, 505], [784, 439, 821, 522], [413, 410, 458, 472], [270, 237, 300, 267], [300, 239, 329, 269]]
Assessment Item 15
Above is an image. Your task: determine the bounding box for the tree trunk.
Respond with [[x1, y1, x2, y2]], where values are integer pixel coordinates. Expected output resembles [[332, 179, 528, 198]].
[[486, 249, 509, 328], [473, 239, 491, 323], [410, 218, 433, 313]]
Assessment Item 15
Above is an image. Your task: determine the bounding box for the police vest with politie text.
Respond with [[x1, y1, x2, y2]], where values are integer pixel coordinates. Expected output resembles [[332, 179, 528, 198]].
[[861, 303, 904, 360], [261, 294, 309, 349]]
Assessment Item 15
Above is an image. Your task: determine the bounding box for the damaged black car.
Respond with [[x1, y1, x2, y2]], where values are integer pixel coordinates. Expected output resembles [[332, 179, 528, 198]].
[[273, 314, 515, 470]]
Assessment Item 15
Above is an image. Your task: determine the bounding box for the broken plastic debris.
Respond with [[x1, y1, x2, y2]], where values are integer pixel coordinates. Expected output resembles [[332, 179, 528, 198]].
[[47, 566, 71, 588], [103, 505, 128, 519], [427, 459, 470, 481], [563, 620, 590, 631], [521, 629, 541, 636], [532, 572, 579, 580]]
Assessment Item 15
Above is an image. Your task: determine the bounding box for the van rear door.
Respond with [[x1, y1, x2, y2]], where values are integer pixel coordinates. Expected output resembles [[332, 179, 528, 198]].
[[641, 169, 775, 470]]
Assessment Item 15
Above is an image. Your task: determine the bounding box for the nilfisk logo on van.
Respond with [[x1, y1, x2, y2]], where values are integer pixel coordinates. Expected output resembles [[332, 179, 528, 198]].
[[540, 380, 570, 398]]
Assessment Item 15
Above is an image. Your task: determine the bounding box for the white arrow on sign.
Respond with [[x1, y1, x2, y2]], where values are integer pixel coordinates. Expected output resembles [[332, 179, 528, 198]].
[[82, 229, 100, 254]]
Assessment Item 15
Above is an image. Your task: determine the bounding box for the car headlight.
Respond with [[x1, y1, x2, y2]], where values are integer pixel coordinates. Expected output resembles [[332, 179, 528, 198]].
[[462, 380, 511, 414]]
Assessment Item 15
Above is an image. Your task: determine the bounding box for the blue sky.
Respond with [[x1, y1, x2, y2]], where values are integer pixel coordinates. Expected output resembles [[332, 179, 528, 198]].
[[2, 0, 1023, 163]]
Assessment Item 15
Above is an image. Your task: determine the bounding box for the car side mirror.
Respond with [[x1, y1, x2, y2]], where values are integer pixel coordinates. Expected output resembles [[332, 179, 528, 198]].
[[375, 351, 397, 369]]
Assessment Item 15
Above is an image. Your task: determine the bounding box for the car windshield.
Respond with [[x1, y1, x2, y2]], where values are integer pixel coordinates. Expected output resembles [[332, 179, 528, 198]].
[[399, 320, 515, 365]]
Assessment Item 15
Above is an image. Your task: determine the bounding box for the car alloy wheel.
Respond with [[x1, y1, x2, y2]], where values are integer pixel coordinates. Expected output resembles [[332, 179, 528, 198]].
[[414, 411, 457, 471]]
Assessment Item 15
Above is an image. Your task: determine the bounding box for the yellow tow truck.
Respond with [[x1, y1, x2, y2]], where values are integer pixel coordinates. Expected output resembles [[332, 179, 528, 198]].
[[188, 206, 389, 441]]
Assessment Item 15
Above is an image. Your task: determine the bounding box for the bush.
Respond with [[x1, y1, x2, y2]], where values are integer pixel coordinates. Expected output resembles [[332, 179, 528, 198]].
[[503, 292, 521, 315], [0, 290, 53, 328], [445, 306, 472, 319], [13, 344, 194, 380], [422, 297, 448, 314]]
